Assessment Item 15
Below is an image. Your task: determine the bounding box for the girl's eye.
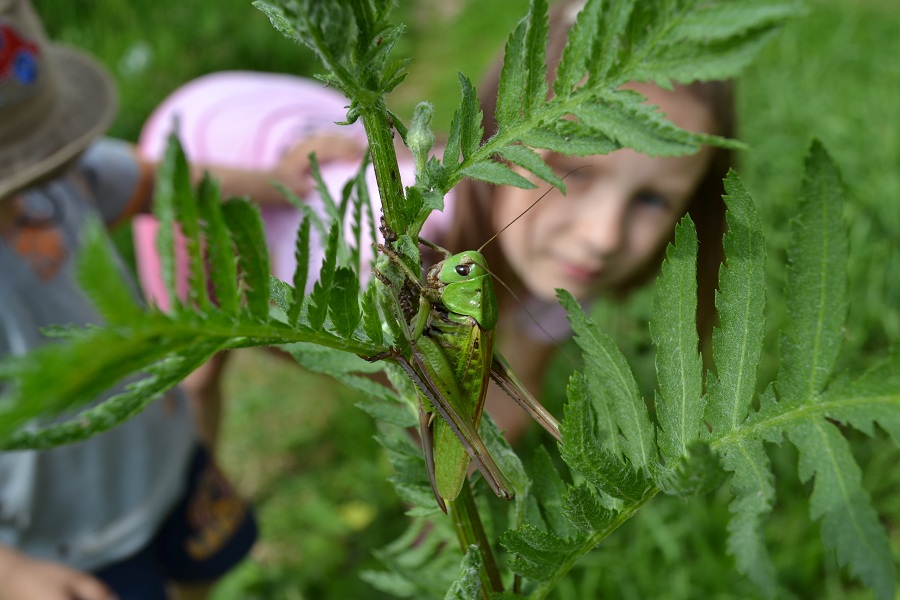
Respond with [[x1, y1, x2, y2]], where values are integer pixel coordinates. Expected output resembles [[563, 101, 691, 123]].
[[634, 189, 670, 211]]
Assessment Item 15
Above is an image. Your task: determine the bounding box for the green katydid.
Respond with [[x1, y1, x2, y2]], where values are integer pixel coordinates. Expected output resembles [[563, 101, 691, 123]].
[[374, 189, 564, 513]]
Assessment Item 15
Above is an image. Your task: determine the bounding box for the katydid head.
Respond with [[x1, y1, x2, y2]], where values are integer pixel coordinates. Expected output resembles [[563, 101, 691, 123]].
[[427, 250, 498, 330], [422, 170, 586, 339]]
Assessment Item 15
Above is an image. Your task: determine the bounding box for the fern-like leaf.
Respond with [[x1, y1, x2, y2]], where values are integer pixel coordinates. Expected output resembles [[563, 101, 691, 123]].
[[197, 176, 240, 316], [559, 372, 652, 503], [560, 290, 656, 469], [706, 172, 767, 435], [444, 546, 482, 600], [777, 141, 849, 402], [75, 221, 142, 326], [221, 199, 271, 321], [652, 215, 704, 463]]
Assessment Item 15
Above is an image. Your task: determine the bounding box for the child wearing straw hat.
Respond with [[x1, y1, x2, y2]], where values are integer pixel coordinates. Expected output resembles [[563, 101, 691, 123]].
[[0, 1, 357, 597]]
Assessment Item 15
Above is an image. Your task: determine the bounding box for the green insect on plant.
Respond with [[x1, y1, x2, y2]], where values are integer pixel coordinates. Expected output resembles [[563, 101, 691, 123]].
[[373, 198, 562, 513]]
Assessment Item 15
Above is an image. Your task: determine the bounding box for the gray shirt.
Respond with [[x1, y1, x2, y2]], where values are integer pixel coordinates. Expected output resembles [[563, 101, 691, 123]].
[[0, 139, 195, 571]]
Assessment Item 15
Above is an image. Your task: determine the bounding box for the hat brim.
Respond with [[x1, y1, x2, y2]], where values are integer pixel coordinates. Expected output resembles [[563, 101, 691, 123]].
[[0, 44, 117, 200]]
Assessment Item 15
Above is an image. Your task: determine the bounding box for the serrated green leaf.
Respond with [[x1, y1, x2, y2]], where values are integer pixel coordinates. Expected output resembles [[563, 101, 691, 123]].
[[329, 267, 362, 337], [652, 215, 704, 463], [531, 445, 576, 538], [460, 161, 536, 189], [672, 2, 806, 42], [363, 518, 459, 597], [0, 339, 221, 450], [75, 221, 141, 326], [501, 524, 577, 582], [559, 372, 652, 502], [361, 285, 384, 347], [0, 319, 221, 445], [706, 172, 766, 435], [479, 413, 530, 503], [789, 420, 895, 600], [522, 0, 549, 116], [719, 437, 779, 596], [309, 222, 339, 331], [221, 198, 271, 321], [443, 73, 483, 168], [289, 214, 311, 326], [197, 176, 239, 316], [561, 483, 615, 534], [560, 290, 656, 468], [588, 0, 635, 84], [497, 144, 565, 191], [573, 90, 739, 157], [153, 132, 185, 309], [176, 171, 210, 312], [252, 1, 303, 47], [632, 26, 783, 85], [456, 73, 483, 162], [269, 276, 292, 315], [777, 142, 849, 403], [520, 123, 618, 157], [653, 441, 726, 498], [823, 351, 900, 443], [355, 396, 417, 429], [443, 546, 482, 600], [495, 18, 527, 131], [553, 0, 603, 98]]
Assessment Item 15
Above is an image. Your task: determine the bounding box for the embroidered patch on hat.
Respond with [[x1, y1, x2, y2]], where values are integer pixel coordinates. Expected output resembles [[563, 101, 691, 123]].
[[0, 20, 41, 107]]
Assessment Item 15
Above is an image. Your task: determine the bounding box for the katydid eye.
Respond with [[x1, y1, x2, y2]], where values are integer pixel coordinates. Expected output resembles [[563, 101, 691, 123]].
[[455, 264, 472, 277]]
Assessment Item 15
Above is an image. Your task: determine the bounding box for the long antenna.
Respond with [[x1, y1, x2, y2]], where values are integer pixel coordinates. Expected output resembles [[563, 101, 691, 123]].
[[480, 255, 580, 365], [477, 166, 589, 253]]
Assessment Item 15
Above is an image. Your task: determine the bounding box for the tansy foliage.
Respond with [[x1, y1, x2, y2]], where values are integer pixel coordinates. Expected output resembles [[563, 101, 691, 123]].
[[3, 2, 894, 600]]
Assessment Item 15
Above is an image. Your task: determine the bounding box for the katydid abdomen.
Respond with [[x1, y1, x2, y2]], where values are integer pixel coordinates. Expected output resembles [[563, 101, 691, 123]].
[[422, 305, 498, 502]]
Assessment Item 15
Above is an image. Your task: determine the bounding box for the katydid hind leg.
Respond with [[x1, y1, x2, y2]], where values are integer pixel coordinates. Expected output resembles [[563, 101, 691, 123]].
[[419, 408, 447, 513], [491, 351, 561, 442], [404, 353, 515, 500]]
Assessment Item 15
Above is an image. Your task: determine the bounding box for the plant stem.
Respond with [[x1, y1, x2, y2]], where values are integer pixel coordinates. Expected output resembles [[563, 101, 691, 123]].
[[361, 100, 406, 239], [449, 479, 504, 598]]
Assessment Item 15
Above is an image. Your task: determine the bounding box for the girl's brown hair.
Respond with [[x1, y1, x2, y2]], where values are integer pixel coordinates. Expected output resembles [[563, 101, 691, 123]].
[[441, 0, 733, 345]]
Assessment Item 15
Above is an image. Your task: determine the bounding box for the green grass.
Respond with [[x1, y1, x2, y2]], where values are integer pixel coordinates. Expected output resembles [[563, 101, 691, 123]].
[[37, 0, 900, 597]]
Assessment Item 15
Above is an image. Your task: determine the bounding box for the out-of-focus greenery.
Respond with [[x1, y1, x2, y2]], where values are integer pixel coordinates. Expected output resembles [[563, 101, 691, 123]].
[[38, 0, 899, 597]]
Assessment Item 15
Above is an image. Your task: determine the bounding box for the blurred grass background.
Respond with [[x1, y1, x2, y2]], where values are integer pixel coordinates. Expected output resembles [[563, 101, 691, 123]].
[[39, 0, 899, 597]]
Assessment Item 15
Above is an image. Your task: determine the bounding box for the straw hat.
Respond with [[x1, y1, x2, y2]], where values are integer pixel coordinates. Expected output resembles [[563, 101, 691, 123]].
[[0, 0, 116, 199]]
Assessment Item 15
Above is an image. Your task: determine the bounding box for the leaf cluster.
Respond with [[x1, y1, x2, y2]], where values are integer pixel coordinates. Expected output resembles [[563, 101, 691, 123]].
[[495, 144, 898, 599], [368, 143, 899, 600]]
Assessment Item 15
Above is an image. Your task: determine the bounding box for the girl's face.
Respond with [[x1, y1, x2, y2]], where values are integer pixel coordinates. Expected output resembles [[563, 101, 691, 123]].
[[492, 82, 716, 302]]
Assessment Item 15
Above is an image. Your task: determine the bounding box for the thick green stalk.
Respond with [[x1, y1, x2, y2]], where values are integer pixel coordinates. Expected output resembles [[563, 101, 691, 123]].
[[448, 480, 504, 598], [361, 100, 406, 239]]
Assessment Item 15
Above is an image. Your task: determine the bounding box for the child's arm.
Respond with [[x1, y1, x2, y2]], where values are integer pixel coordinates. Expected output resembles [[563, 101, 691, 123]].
[[195, 133, 365, 206], [0, 544, 115, 600]]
